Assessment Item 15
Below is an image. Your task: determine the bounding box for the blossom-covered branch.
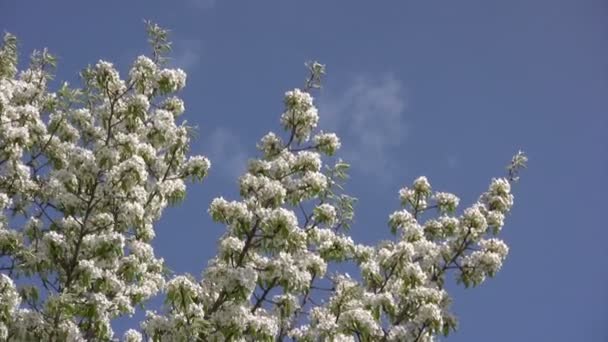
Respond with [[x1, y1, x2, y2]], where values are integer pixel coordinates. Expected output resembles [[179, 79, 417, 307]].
[[140, 57, 526, 341]]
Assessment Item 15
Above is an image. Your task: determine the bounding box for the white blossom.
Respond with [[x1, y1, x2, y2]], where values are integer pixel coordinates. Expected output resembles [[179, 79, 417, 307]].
[[123, 329, 143, 342], [313, 203, 337, 226], [313, 131, 341, 156], [413, 176, 432, 195], [433, 192, 460, 213], [281, 88, 319, 142]]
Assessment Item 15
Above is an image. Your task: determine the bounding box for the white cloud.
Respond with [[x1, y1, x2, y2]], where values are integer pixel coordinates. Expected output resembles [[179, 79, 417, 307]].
[[319, 74, 408, 181], [168, 39, 203, 72], [204, 127, 248, 180]]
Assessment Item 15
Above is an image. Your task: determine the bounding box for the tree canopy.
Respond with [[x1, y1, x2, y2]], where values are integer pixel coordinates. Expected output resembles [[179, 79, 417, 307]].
[[0, 23, 526, 341]]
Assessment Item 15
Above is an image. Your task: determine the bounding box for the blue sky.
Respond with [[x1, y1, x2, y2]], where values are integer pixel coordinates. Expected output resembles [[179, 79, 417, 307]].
[[2, 0, 607, 340]]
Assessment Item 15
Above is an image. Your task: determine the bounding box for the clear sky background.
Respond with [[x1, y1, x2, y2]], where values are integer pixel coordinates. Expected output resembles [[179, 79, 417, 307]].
[[2, 0, 607, 340]]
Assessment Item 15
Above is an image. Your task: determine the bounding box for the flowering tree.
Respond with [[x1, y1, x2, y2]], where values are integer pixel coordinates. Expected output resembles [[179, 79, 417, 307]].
[[0, 23, 526, 342]]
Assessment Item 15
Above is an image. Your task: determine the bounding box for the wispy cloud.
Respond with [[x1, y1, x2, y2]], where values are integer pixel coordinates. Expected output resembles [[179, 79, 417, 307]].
[[203, 127, 248, 180], [168, 39, 203, 72], [319, 74, 408, 182]]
